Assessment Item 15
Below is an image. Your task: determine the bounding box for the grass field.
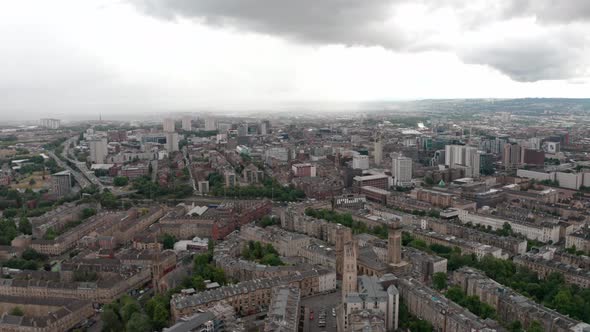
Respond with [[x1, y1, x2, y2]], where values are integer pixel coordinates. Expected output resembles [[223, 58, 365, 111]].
[[11, 171, 51, 190]]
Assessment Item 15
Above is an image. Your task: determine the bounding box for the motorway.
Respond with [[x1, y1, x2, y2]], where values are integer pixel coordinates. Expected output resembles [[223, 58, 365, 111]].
[[47, 151, 91, 189]]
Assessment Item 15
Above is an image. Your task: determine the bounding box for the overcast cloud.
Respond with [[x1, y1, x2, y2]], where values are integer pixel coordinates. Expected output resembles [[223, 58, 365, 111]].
[[0, 0, 589, 119], [132, 0, 590, 82]]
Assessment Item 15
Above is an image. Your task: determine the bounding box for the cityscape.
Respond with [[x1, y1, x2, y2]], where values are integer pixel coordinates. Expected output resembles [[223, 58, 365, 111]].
[[2, 1, 590, 332], [2, 101, 590, 332]]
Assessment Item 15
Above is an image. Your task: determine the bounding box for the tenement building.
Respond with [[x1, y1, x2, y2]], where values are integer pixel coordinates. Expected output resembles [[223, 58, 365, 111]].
[[513, 253, 590, 288], [0, 295, 94, 332], [171, 269, 336, 320], [453, 267, 590, 332], [425, 218, 527, 255], [458, 210, 560, 243], [263, 287, 301, 332], [397, 277, 503, 332], [412, 229, 508, 260]]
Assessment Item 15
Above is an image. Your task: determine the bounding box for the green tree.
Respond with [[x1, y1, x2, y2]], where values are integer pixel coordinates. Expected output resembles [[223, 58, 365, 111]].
[[9, 306, 24, 316], [18, 216, 32, 235], [113, 176, 129, 187], [191, 275, 206, 291], [433, 272, 447, 290], [101, 308, 124, 332], [119, 297, 141, 323], [151, 302, 170, 331], [81, 207, 97, 219], [527, 321, 544, 332], [43, 227, 58, 240], [507, 321, 523, 332], [161, 234, 177, 250], [126, 313, 152, 332], [100, 190, 119, 209]]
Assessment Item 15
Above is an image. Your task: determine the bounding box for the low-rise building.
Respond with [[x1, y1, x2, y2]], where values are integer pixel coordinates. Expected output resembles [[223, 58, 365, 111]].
[[263, 287, 301, 332], [397, 277, 502, 332], [565, 228, 590, 253], [171, 269, 336, 320], [458, 210, 560, 243], [513, 254, 590, 288], [413, 229, 508, 260], [0, 295, 94, 332]]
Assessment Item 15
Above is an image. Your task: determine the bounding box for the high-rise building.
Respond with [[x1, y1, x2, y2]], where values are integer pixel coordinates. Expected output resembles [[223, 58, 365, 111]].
[[205, 117, 217, 131], [163, 118, 175, 133], [39, 118, 61, 129], [181, 116, 192, 131], [445, 145, 481, 177], [260, 120, 271, 135], [374, 138, 383, 166], [237, 124, 248, 137], [503, 142, 521, 170], [165, 132, 179, 152], [479, 153, 495, 176], [51, 171, 71, 197], [392, 155, 412, 187], [352, 154, 369, 170], [88, 138, 108, 164]]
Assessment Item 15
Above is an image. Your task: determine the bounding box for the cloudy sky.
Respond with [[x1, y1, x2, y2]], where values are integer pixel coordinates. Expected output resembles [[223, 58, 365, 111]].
[[1, 0, 589, 119]]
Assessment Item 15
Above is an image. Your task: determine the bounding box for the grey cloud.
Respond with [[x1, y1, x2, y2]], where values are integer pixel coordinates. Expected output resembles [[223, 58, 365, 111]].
[[460, 28, 589, 82], [132, 0, 411, 49], [504, 1, 590, 23], [130, 0, 590, 82]]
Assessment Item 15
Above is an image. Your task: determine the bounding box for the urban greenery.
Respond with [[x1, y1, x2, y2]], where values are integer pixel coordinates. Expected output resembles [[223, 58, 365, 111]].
[[398, 302, 434, 332], [446, 286, 497, 319], [113, 176, 129, 187], [403, 232, 590, 323], [304, 208, 389, 239], [209, 176, 305, 202], [257, 215, 279, 228], [433, 272, 447, 290], [160, 234, 177, 250], [101, 295, 152, 332], [241, 240, 285, 266]]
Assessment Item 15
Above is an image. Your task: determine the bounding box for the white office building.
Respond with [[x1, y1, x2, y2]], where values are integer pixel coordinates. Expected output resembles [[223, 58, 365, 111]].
[[40, 118, 61, 129], [205, 117, 217, 131], [352, 153, 369, 170], [392, 155, 412, 187], [181, 116, 192, 131], [163, 118, 175, 133], [89, 138, 108, 164]]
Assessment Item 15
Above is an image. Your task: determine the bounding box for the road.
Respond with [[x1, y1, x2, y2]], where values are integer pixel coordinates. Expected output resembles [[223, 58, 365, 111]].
[[56, 135, 121, 193], [301, 290, 340, 332], [47, 151, 91, 189], [182, 146, 197, 193]]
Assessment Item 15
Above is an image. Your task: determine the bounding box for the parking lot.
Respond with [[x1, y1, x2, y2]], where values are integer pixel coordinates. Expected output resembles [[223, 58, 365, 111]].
[[301, 289, 341, 332]]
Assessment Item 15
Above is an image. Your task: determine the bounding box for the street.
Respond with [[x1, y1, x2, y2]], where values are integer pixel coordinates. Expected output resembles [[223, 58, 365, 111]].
[[301, 290, 341, 332]]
